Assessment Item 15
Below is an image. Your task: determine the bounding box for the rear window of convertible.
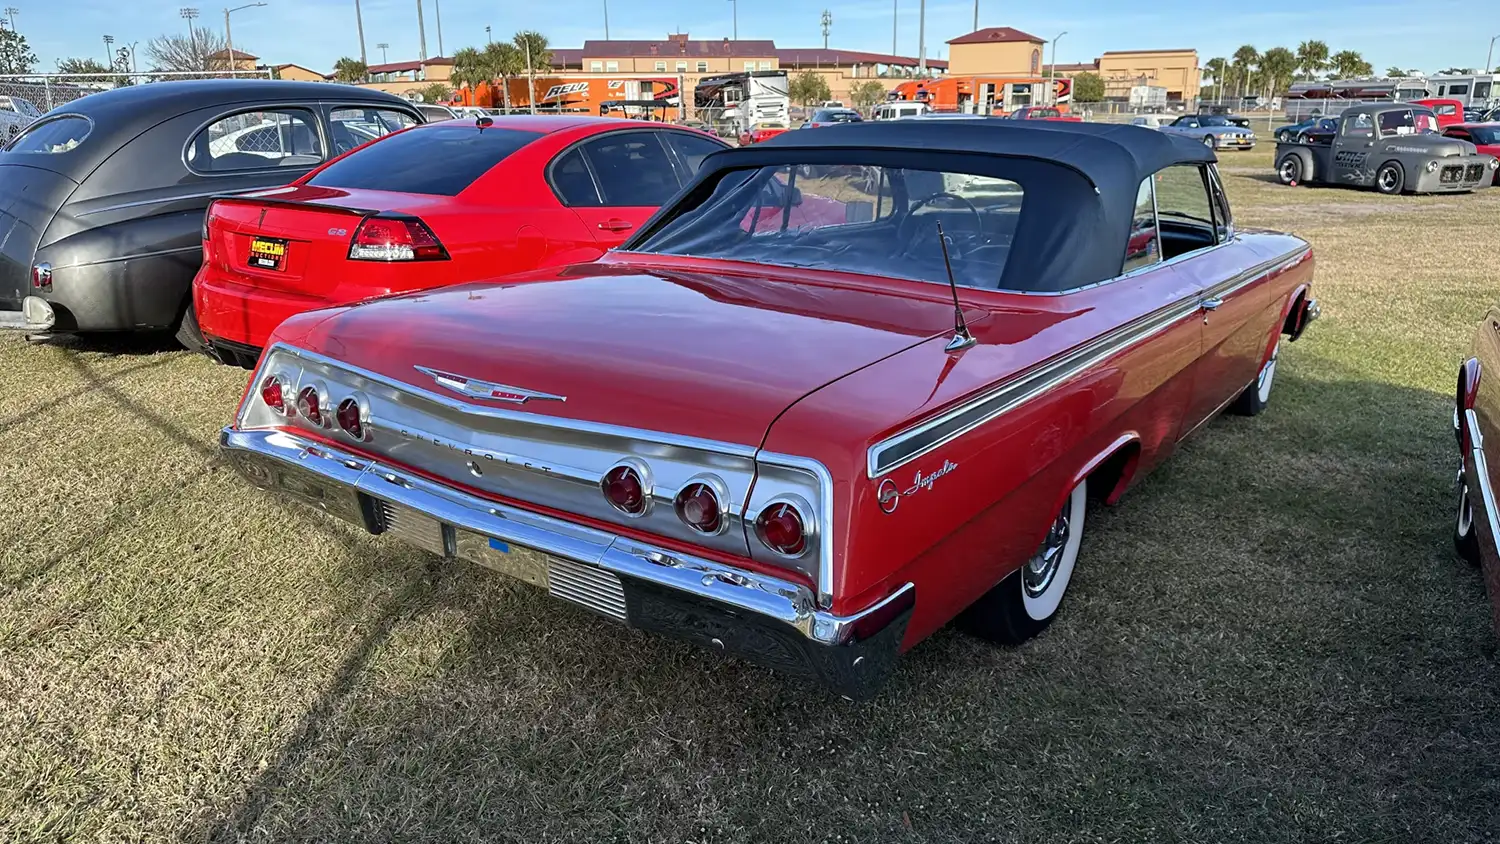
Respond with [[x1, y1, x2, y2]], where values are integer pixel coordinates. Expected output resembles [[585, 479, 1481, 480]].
[[8, 116, 91, 153], [306, 125, 542, 195], [634, 164, 1025, 290]]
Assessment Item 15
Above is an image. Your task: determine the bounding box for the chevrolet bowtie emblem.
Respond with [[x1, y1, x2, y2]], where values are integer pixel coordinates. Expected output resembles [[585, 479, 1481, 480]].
[[414, 366, 567, 404]]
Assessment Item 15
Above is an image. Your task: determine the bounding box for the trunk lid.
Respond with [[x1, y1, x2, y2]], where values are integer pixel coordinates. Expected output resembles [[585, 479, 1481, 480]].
[[291, 262, 983, 447], [0, 164, 80, 309], [206, 184, 451, 297]]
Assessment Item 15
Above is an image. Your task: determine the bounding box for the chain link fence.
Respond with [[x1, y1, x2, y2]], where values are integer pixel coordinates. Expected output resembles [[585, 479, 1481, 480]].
[[0, 70, 277, 117]]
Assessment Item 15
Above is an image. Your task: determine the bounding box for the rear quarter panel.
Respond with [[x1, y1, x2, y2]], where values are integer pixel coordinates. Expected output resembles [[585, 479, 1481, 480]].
[[1473, 308, 1500, 622]]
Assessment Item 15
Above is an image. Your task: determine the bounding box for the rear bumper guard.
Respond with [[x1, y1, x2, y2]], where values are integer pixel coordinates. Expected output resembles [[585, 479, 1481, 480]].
[[0, 297, 57, 332], [220, 427, 914, 699]]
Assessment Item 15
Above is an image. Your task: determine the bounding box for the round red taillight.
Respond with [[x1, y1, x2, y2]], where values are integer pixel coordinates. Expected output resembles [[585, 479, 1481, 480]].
[[259, 375, 285, 414], [602, 464, 648, 515], [756, 501, 808, 557], [296, 386, 324, 426], [675, 481, 723, 534], [336, 397, 364, 440]]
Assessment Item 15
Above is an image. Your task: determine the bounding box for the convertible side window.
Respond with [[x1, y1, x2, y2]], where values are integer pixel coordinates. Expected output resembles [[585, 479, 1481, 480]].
[[1122, 177, 1160, 273], [1153, 165, 1221, 258], [188, 108, 324, 174]]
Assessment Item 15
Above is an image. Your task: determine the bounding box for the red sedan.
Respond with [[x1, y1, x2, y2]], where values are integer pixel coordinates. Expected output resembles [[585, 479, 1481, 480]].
[[738, 122, 790, 145], [193, 115, 727, 363], [1443, 123, 1500, 184]]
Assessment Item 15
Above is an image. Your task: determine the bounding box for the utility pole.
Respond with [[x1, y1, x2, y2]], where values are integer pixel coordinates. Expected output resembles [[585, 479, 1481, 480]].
[[524, 36, 536, 114], [180, 8, 200, 69], [1047, 31, 1066, 105], [602, 1, 609, 40], [973, 0, 978, 31], [892, 0, 897, 55], [223, 4, 266, 77], [484, 26, 490, 44], [434, 0, 443, 56], [727, 0, 737, 41], [820, 9, 831, 49], [353, 0, 367, 66], [415, 0, 427, 61], [103, 34, 114, 70], [1488, 34, 1499, 74], [377, 41, 388, 63], [917, 0, 926, 75], [4, 7, 16, 31]]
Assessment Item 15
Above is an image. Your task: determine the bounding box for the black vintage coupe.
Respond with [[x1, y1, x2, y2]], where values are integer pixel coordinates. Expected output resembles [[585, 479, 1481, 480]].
[[0, 80, 423, 347]]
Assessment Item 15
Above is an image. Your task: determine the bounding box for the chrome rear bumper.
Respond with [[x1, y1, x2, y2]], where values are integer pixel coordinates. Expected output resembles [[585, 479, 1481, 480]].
[[220, 427, 914, 699]]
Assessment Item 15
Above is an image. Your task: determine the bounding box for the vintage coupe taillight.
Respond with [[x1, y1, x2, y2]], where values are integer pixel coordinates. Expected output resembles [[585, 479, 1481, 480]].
[[336, 396, 366, 440], [259, 375, 287, 414], [347, 215, 448, 262], [602, 462, 650, 516], [31, 262, 51, 290], [1458, 358, 1483, 451], [674, 478, 725, 534], [296, 385, 325, 426], [755, 499, 809, 557]]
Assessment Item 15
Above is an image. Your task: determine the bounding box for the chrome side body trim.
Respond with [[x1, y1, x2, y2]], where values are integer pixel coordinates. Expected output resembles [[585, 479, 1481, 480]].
[[220, 427, 906, 646], [868, 245, 1311, 478], [1467, 409, 1500, 555]]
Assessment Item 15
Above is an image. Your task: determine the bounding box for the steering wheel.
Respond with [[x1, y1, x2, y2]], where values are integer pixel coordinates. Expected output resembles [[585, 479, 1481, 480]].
[[897, 191, 985, 259]]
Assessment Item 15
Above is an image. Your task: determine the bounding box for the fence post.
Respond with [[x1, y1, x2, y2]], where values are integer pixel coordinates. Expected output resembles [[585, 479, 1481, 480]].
[[42, 77, 51, 111]]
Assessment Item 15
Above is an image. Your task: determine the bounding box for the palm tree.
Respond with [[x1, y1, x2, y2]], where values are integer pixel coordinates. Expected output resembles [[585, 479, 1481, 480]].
[[484, 42, 522, 111], [1295, 40, 1329, 80], [1231, 45, 1260, 102], [331, 56, 368, 83], [1259, 47, 1297, 100], [1384, 66, 1407, 78], [511, 31, 552, 109], [450, 46, 489, 104], [1204, 56, 1228, 102], [1329, 50, 1371, 80]]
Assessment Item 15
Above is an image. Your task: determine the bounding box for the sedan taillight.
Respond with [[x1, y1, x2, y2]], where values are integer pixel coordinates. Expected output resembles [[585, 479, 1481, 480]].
[[755, 499, 809, 558], [348, 215, 449, 262]]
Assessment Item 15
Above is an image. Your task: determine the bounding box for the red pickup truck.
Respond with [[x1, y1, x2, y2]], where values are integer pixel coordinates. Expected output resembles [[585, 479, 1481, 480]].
[[1004, 106, 1083, 122]]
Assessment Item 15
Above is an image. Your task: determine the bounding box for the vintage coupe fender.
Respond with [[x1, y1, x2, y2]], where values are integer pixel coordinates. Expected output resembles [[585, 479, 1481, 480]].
[[220, 121, 1319, 698]]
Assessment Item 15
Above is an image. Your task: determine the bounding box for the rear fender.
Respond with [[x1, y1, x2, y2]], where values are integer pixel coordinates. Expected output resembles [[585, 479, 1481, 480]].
[[1056, 432, 1143, 514]]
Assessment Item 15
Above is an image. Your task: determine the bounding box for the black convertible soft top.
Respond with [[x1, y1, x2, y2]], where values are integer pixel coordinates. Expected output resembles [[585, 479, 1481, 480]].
[[628, 120, 1218, 293]]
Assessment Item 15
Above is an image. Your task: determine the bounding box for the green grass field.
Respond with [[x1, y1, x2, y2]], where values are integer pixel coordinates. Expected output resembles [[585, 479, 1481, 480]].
[[2, 143, 1498, 843]]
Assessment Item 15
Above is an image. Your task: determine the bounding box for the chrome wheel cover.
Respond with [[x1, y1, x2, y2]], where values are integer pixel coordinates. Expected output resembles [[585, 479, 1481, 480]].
[[1458, 480, 1474, 538], [1024, 508, 1071, 598], [1378, 167, 1399, 192], [1257, 342, 1279, 403]]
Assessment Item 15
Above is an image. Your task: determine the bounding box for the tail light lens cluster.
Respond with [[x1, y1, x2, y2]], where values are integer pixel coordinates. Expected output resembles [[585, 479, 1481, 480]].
[[1457, 358, 1482, 451], [258, 374, 369, 442], [597, 461, 810, 556], [348, 215, 448, 262]]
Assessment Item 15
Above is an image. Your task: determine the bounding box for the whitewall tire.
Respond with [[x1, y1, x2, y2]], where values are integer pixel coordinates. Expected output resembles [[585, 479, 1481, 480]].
[[1231, 340, 1279, 416], [1456, 472, 1481, 566]]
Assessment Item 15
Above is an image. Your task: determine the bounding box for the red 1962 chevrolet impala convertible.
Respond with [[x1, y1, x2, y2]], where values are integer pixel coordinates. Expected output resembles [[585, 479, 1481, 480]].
[[220, 121, 1319, 698]]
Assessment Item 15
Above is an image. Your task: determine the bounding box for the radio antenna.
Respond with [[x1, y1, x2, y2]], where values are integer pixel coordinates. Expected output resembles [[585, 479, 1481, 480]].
[[937, 221, 976, 353]]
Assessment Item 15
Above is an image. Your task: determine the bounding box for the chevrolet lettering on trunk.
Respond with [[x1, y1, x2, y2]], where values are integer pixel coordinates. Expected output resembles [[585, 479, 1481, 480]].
[[221, 121, 1319, 699]]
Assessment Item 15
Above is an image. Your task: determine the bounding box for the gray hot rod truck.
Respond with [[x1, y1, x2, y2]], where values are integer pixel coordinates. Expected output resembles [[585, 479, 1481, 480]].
[[1275, 103, 1498, 194]]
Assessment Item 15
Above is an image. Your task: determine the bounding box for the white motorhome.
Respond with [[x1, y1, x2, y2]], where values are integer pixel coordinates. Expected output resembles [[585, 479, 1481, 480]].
[[694, 71, 790, 137], [1427, 73, 1500, 111]]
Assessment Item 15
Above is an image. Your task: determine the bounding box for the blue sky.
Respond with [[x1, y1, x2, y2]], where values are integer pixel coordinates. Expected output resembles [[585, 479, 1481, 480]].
[[20, 0, 1496, 74]]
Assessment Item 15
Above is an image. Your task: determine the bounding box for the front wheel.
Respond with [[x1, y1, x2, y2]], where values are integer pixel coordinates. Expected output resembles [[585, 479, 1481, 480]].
[[1277, 130, 1291, 142], [1202, 134, 1217, 148], [957, 481, 1087, 644], [1375, 161, 1405, 196], [1456, 472, 1481, 565], [1230, 340, 1278, 416], [1277, 154, 1303, 185]]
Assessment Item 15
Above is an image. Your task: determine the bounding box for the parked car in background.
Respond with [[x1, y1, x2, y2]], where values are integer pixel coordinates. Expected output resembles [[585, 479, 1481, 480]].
[[1003, 105, 1081, 122], [1442, 123, 1500, 183], [1159, 114, 1257, 150], [1129, 114, 1172, 130], [417, 103, 457, 121], [1275, 104, 1498, 194], [1454, 307, 1500, 632], [873, 101, 930, 120], [0, 80, 422, 345], [739, 121, 789, 145], [0, 94, 41, 141], [219, 120, 1318, 698], [1276, 116, 1338, 142], [1289, 117, 1341, 145], [802, 108, 863, 128], [194, 116, 727, 363], [1412, 98, 1465, 128]]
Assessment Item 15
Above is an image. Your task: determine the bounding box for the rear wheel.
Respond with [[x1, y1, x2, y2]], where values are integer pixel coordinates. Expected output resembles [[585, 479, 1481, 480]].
[[1230, 340, 1278, 416], [1456, 472, 1481, 565], [1375, 161, 1405, 195], [957, 481, 1087, 644], [1202, 134, 1216, 148], [174, 300, 207, 353], [1277, 130, 1292, 142], [1277, 153, 1303, 185]]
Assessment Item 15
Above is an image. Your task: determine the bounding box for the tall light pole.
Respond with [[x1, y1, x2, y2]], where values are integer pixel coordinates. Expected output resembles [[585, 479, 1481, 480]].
[[4, 7, 16, 31], [376, 41, 388, 63], [972, 0, 978, 31], [1047, 31, 1067, 105], [128, 40, 139, 74], [523, 36, 536, 115], [433, 0, 443, 56], [484, 26, 490, 45], [602, 1, 609, 40], [223, 3, 266, 77], [1488, 34, 1499, 74], [103, 34, 114, 70], [415, 0, 427, 61], [891, 0, 897, 55], [820, 9, 831, 49], [727, 0, 737, 41], [180, 8, 200, 68], [352, 0, 367, 66], [917, 0, 926, 75]]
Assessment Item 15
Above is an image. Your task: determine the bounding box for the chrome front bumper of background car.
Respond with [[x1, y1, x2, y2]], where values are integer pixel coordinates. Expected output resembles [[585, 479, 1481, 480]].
[[220, 427, 915, 699]]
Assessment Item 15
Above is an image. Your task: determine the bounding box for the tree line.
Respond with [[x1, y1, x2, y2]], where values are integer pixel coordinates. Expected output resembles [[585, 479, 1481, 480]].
[[1203, 41, 1374, 102]]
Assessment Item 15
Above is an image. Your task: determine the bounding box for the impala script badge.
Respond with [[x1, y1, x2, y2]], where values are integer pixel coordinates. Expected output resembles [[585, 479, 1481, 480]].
[[877, 460, 960, 514], [415, 366, 567, 404]]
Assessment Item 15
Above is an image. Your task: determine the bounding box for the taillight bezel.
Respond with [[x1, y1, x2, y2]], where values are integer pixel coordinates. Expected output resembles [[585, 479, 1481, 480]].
[[335, 392, 371, 442], [347, 213, 450, 262], [1458, 358, 1482, 451], [601, 458, 653, 518], [259, 373, 291, 416], [296, 381, 330, 428], [673, 474, 730, 536], [754, 494, 815, 559]]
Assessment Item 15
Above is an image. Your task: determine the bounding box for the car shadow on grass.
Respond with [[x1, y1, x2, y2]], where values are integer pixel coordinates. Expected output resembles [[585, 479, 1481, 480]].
[[186, 366, 1500, 844]]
